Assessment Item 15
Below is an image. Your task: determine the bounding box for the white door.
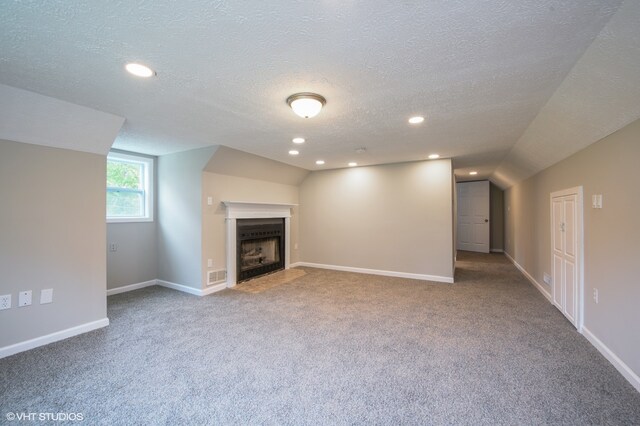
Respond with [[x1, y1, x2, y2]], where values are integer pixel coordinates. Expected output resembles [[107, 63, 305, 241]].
[[457, 181, 490, 253], [551, 187, 582, 329]]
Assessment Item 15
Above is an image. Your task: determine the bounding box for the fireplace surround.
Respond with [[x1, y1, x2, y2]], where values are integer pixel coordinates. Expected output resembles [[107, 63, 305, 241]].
[[223, 201, 295, 286]]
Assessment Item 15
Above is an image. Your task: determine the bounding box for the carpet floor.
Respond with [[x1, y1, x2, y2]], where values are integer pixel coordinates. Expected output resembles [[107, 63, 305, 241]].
[[1, 252, 639, 425]]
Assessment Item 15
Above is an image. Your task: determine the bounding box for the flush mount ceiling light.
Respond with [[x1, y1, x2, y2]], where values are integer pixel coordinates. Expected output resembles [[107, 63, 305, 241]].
[[348, 162, 358, 167], [292, 137, 305, 144], [315, 160, 325, 165], [288, 150, 299, 156], [469, 171, 478, 175], [125, 62, 155, 78], [286, 92, 326, 118], [408, 116, 425, 124], [428, 154, 440, 159]]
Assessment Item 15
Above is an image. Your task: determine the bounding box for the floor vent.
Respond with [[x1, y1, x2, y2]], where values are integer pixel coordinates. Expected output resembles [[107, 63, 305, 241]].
[[207, 270, 227, 286]]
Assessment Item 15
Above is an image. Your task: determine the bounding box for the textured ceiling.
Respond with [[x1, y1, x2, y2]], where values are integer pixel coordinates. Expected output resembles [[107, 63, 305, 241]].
[[0, 0, 632, 185]]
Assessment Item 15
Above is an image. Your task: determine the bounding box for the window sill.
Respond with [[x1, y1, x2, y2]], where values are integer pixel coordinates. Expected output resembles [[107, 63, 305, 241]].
[[107, 217, 154, 224]]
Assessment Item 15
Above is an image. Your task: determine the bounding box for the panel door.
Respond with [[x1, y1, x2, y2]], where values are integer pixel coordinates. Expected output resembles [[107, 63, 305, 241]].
[[456, 181, 490, 253], [551, 193, 579, 328]]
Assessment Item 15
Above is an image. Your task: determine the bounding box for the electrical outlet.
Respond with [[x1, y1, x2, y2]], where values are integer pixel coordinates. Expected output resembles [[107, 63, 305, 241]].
[[0, 294, 11, 310], [109, 243, 117, 252], [543, 273, 552, 285], [207, 259, 213, 268], [18, 290, 32, 307], [593, 288, 599, 304]]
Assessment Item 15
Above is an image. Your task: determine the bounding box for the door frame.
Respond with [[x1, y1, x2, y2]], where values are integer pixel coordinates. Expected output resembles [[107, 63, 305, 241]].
[[550, 186, 584, 332]]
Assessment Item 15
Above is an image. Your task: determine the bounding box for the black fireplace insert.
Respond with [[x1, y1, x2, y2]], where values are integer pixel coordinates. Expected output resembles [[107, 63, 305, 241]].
[[236, 218, 285, 282]]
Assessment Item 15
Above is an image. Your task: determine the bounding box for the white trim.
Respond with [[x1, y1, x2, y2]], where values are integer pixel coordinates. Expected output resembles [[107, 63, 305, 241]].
[[504, 251, 553, 302], [107, 151, 155, 223], [0, 318, 109, 359], [106, 280, 156, 296], [582, 327, 640, 393], [202, 282, 228, 295], [294, 262, 454, 283], [157, 280, 226, 296], [550, 186, 584, 332], [223, 202, 295, 287], [490, 249, 504, 253], [222, 201, 296, 219]]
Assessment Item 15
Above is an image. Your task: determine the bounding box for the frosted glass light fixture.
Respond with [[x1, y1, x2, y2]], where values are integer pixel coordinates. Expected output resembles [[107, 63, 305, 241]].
[[125, 63, 155, 78], [408, 116, 424, 124], [287, 93, 326, 118]]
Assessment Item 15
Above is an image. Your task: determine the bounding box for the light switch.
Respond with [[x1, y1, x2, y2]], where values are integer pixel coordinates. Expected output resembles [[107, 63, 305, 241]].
[[207, 259, 213, 268], [207, 196, 213, 206], [40, 288, 53, 304], [592, 194, 603, 209]]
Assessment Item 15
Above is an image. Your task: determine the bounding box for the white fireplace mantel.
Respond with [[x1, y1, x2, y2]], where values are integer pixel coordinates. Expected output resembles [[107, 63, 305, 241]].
[[222, 201, 296, 219], [222, 201, 296, 287]]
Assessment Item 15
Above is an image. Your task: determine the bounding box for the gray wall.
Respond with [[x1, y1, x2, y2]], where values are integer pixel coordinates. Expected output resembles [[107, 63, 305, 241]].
[[504, 118, 640, 377], [157, 146, 217, 288], [0, 140, 107, 347], [107, 222, 157, 289], [106, 150, 158, 290], [299, 159, 454, 280], [490, 183, 504, 252]]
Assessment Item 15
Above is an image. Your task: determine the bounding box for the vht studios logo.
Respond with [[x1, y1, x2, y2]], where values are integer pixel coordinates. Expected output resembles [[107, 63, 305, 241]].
[[6, 412, 85, 422]]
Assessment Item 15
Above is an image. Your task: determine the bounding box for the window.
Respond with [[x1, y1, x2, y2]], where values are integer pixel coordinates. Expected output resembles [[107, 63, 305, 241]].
[[106, 151, 154, 222]]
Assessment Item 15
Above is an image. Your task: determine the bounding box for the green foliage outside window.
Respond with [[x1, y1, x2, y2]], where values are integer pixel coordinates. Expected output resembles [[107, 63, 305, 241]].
[[107, 159, 145, 218], [107, 161, 141, 189]]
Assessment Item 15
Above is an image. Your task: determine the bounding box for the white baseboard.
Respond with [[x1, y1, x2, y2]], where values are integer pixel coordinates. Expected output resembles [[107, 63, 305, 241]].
[[292, 262, 454, 283], [490, 249, 504, 253], [582, 327, 640, 393], [0, 318, 109, 359], [157, 280, 226, 296], [202, 282, 228, 295], [504, 252, 552, 302], [107, 279, 157, 296]]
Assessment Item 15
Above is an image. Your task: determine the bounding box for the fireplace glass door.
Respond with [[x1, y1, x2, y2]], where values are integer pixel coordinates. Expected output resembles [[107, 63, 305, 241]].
[[240, 237, 280, 272]]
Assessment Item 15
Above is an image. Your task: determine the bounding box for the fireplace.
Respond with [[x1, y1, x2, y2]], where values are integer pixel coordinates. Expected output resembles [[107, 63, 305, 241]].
[[223, 201, 295, 287], [237, 218, 285, 282]]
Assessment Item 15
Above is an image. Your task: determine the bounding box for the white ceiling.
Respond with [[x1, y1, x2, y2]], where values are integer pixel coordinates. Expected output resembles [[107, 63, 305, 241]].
[[1, 0, 637, 187]]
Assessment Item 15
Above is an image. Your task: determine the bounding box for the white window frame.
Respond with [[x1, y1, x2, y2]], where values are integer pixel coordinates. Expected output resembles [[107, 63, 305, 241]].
[[107, 151, 154, 223]]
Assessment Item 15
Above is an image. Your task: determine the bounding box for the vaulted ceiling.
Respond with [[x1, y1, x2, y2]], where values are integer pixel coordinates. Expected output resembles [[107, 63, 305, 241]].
[[1, 1, 639, 187]]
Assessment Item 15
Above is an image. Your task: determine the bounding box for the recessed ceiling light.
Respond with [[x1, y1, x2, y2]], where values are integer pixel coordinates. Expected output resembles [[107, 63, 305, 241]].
[[469, 171, 478, 175], [292, 137, 305, 144], [125, 63, 155, 78], [315, 160, 325, 165], [286, 92, 326, 118], [428, 154, 440, 159], [348, 162, 358, 167], [408, 116, 424, 124], [288, 150, 299, 156]]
